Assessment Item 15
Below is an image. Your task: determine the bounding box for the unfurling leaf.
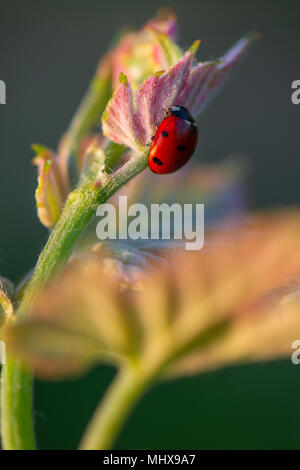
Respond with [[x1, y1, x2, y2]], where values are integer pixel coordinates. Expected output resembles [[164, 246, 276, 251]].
[[33, 144, 69, 228]]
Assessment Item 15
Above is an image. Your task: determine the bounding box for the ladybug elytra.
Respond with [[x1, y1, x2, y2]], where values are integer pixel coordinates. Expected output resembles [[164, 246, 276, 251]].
[[148, 105, 198, 174]]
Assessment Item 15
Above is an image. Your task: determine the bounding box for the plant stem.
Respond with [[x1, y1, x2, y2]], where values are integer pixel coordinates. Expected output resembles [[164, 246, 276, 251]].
[[21, 153, 148, 315], [1, 152, 148, 450], [79, 366, 152, 450], [1, 56, 112, 450], [0, 357, 35, 450]]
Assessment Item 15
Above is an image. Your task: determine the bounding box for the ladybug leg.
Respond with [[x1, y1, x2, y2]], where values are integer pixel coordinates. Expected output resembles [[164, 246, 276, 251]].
[[146, 135, 155, 147]]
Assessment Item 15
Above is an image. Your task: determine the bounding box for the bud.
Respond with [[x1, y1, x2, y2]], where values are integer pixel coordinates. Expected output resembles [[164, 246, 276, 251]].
[[109, 9, 180, 90]]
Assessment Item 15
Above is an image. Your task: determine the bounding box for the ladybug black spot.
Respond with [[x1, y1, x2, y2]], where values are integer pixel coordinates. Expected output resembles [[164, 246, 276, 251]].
[[153, 157, 163, 166], [177, 145, 186, 151], [162, 131, 168, 137]]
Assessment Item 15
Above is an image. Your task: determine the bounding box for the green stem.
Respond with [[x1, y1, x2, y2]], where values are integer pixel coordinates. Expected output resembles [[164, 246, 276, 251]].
[[1, 152, 148, 450], [0, 358, 35, 450], [21, 153, 148, 315], [79, 366, 152, 450]]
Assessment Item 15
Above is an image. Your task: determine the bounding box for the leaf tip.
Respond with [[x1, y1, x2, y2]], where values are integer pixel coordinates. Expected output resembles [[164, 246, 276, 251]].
[[189, 39, 201, 56], [119, 72, 128, 84]]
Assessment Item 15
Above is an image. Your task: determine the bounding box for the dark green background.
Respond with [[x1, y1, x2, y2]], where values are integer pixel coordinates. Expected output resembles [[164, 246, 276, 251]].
[[0, 0, 300, 449]]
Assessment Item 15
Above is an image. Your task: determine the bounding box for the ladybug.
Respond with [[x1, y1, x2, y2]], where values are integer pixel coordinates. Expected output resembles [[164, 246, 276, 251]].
[[148, 105, 198, 174]]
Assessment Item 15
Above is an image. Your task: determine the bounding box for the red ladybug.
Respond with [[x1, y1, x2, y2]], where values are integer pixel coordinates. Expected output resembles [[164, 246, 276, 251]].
[[148, 105, 198, 174]]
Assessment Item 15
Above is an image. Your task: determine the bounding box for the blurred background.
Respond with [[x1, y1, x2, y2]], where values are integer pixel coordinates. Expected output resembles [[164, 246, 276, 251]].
[[0, 0, 300, 449]]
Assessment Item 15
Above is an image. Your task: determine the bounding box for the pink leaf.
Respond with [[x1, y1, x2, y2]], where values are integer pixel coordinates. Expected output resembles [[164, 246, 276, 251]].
[[102, 73, 145, 152], [102, 41, 200, 149], [176, 61, 217, 113], [102, 34, 257, 150], [136, 41, 200, 145], [187, 34, 258, 116]]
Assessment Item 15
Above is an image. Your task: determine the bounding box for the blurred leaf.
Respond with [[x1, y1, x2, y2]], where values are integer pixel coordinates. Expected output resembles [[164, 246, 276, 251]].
[[80, 158, 248, 255], [4, 211, 300, 380]]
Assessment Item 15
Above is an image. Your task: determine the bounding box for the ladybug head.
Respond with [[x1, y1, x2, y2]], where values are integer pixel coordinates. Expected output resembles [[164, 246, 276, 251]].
[[165, 105, 196, 123]]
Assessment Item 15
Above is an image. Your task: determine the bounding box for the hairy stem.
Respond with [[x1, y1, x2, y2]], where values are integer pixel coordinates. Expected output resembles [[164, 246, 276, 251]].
[[1, 152, 148, 450], [79, 366, 152, 450]]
